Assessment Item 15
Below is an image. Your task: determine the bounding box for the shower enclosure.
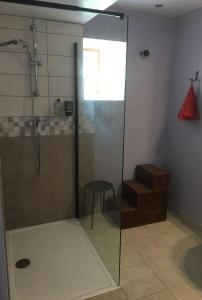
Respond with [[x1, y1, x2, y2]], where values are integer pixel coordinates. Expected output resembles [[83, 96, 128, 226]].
[[0, 1, 128, 299]]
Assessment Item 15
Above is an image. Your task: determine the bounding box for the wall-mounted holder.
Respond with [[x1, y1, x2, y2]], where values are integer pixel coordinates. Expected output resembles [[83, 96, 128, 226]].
[[139, 49, 150, 59], [190, 71, 199, 83]]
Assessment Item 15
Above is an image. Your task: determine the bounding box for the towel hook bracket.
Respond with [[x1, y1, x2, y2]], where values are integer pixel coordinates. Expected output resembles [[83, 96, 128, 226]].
[[190, 71, 199, 83]]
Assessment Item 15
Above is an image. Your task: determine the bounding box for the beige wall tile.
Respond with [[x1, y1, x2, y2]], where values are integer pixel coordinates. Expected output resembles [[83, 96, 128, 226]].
[[48, 56, 74, 77], [0, 74, 31, 96], [32, 55, 48, 76], [49, 77, 74, 97], [48, 55, 82, 77], [47, 33, 83, 57], [47, 20, 83, 36], [36, 32, 48, 54], [32, 76, 49, 97], [0, 28, 31, 53], [0, 15, 46, 32], [0, 53, 48, 76], [0, 97, 32, 116], [0, 74, 47, 97], [0, 52, 30, 75], [0, 28, 47, 54], [33, 97, 49, 116]]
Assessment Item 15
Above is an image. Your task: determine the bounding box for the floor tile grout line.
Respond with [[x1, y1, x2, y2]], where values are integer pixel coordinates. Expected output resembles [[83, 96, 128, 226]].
[[139, 289, 178, 300], [121, 287, 130, 300], [121, 231, 185, 291], [168, 288, 179, 300], [120, 216, 202, 300], [120, 261, 168, 299], [135, 253, 169, 291]]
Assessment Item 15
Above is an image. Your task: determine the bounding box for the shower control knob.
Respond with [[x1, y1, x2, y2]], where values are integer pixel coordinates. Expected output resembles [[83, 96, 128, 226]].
[[139, 49, 150, 59]]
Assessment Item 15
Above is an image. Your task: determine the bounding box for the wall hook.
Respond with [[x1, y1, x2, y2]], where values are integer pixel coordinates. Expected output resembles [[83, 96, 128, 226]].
[[190, 71, 199, 82]]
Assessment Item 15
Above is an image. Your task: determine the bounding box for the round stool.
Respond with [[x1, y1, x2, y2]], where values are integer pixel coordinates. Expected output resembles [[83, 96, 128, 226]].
[[84, 181, 115, 229]]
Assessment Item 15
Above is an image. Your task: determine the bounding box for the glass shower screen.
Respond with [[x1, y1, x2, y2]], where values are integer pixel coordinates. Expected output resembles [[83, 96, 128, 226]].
[[78, 14, 128, 284]]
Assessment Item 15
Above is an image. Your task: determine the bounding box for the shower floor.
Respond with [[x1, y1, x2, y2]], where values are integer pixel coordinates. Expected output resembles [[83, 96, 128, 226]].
[[6, 219, 116, 300]]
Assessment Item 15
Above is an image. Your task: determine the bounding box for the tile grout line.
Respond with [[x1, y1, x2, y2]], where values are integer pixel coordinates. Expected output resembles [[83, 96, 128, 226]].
[[0, 24, 83, 37], [0, 51, 82, 58], [0, 73, 79, 78], [121, 222, 196, 300], [45, 19, 51, 117], [120, 259, 179, 300], [121, 287, 130, 300]]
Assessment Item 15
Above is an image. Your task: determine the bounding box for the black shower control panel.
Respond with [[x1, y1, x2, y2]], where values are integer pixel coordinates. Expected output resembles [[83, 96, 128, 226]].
[[64, 101, 74, 116]]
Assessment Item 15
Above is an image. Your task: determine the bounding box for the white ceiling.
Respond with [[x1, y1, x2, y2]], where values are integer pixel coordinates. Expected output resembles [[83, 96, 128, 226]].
[[0, 0, 118, 23], [115, 0, 202, 17]]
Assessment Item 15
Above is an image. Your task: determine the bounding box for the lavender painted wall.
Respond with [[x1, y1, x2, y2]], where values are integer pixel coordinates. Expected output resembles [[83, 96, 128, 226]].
[[123, 11, 175, 180], [165, 9, 202, 225]]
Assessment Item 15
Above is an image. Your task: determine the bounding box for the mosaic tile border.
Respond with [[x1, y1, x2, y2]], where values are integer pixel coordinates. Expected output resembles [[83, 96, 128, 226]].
[[0, 116, 95, 137]]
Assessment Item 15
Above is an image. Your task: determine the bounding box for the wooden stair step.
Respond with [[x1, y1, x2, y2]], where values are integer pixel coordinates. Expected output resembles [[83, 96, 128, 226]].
[[121, 198, 137, 229], [137, 207, 167, 227], [136, 164, 169, 191], [121, 198, 167, 229], [123, 180, 167, 210]]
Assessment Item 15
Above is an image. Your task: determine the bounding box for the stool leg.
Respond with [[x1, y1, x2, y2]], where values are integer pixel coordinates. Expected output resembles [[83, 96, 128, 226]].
[[83, 187, 87, 216], [102, 192, 105, 214], [112, 188, 116, 210], [91, 192, 95, 229]]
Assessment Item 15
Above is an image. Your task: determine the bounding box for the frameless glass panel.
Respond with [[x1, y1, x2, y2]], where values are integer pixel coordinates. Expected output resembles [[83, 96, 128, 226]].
[[78, 14, 128, 284]]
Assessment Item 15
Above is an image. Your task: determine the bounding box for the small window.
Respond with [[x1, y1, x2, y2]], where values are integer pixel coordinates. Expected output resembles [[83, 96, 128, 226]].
[[83, 38, 127, 101]]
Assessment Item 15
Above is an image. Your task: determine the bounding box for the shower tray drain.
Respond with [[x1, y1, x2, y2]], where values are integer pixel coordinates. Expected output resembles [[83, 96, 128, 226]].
[[15, 258, 31, 269]]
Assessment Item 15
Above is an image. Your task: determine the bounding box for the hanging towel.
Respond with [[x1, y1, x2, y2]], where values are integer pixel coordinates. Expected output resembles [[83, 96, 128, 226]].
[[178, 83, 199, 121]]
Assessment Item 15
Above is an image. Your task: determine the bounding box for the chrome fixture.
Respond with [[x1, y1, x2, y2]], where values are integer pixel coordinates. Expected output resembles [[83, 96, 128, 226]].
[[30, 20, 42, 97], [25, 118, 49, 129], [0, 39, 18, 47], [19, 20, 42, 97], [18, 39, 33, 63], [0, 20, 42, 97]]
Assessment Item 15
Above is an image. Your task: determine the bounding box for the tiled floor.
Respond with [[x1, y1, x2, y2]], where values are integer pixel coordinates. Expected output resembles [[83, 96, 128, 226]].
[[88, 212, 202, 300]]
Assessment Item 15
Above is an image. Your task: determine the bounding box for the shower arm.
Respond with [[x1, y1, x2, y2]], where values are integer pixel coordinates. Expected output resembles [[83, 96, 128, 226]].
[[0, 39, 18, 47]]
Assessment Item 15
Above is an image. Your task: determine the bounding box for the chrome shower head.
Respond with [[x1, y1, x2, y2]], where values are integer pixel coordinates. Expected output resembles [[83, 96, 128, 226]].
[[0, 39, 18, 47], [18, 38, 27, 49], [19, 39, 33, 62]]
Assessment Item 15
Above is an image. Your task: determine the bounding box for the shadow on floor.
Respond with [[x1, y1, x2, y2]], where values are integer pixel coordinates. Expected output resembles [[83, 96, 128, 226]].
[[172, 236, 202, 289], [184, 244, 202, 288]]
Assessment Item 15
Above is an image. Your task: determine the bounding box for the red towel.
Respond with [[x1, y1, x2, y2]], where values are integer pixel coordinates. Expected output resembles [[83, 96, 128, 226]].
[[178, 84, 200, 121]]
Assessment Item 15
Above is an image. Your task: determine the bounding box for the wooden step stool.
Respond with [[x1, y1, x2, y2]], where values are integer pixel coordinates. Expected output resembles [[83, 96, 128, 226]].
[[136, 164, 169, 191], [122, 164, 169, 229], [123, 180, 167, 210]]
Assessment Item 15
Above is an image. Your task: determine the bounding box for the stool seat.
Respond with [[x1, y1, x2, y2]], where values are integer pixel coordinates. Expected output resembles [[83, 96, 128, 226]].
[[84, 180, 116, 229], [85, 181, 114, 192]]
